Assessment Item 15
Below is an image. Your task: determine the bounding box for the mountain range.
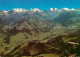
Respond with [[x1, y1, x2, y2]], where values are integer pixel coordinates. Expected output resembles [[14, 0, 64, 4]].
[[0, 8, 80, 28], [0, 8, 80, 56]]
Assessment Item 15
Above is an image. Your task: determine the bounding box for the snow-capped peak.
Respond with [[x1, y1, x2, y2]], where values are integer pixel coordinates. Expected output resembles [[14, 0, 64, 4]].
[[3, 10, 8, 14], [12, 8, 27, 12], [50, 8, 61, 12], [31, 8, 42, 12], [70, 8, 75, 11], [50, 8, 58, 11], [61, 8, 69, 11], [61, 8, 76, 11], [2, 8, 79, 15], [50, 8, 54, 11]]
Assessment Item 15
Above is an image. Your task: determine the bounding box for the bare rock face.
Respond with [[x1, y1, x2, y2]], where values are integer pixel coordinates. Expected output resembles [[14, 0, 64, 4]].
[[3, 36, 66, 57], [4, 41, 47, 56], [47, 35, 65, 49], [22, 42, 46, 56]]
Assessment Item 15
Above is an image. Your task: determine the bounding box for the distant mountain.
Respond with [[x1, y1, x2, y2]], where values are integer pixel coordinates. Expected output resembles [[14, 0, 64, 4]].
[[1, 8, 80, 57], [53, 9, 80, 26], [0, 8, 80, 27]]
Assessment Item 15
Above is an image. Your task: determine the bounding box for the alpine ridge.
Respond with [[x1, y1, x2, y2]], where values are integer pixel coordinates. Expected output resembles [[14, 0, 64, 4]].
[[2, 8, 77, 14]]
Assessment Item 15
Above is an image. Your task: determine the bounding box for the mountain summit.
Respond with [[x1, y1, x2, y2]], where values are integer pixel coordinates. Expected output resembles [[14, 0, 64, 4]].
[[1, 8, 80, 27], [2, 8, 78, 13]]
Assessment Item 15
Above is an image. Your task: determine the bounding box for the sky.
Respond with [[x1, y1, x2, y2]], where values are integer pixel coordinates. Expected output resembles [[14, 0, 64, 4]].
[[0, 0, 80, 11]]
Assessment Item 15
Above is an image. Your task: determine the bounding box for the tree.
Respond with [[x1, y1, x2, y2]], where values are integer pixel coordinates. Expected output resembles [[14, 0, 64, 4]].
[[75, 40, 80, 56]]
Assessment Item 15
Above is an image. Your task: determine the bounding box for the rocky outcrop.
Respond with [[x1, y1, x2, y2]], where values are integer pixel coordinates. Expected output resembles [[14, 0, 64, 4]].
[[47, 35, 65, 49], [3, 35, 65, 57]]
